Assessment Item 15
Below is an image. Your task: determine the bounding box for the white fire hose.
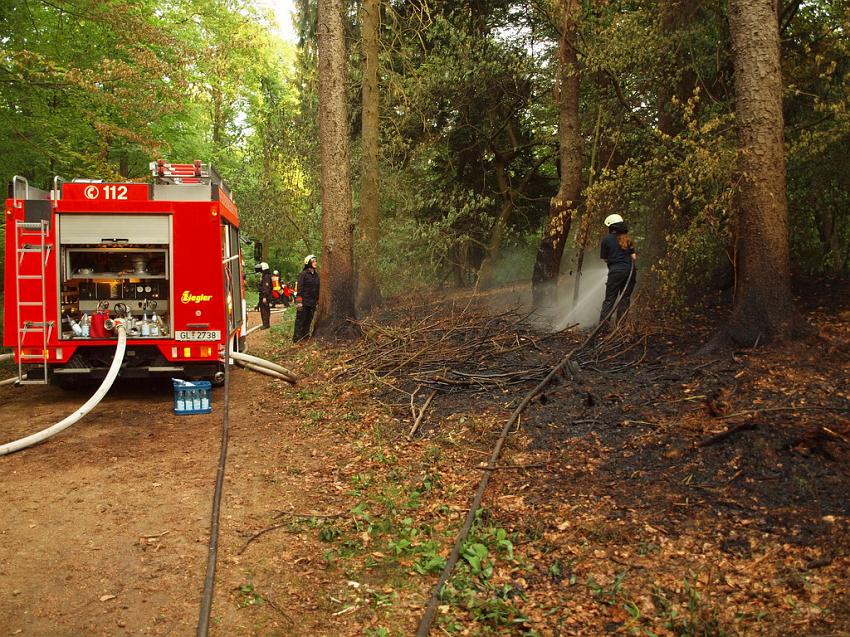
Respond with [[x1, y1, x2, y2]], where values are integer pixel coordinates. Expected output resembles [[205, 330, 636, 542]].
[[0, 326, 128, 456], [237, 361, 294, 382], [227, 350, 297, 384]]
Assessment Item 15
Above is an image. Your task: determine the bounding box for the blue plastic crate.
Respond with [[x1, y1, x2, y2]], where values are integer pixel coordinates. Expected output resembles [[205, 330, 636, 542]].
[[173, 379, 212, 415]]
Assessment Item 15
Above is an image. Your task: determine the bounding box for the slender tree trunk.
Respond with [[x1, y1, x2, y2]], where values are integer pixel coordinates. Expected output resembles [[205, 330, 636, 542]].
[[571, 105, 602, 305], [118, 152, 129, 178], [724, 0, 796, 344], [212, 85, 223, 146], [817, 207, 841, 271], [532, 0, 581, 310], [451, 245, 466, 287], [643, 0, 698, 299], [314, 0, 357, 335], [357, 0, 383, 311], [477, 156, 514, 289]]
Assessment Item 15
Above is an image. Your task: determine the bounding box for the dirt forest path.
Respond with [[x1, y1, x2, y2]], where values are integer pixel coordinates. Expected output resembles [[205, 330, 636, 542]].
[[0, 308, 364, 636]]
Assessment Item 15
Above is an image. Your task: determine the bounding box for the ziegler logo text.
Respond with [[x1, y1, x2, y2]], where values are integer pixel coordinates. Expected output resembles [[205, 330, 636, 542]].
[[181, 291, 213, 304]]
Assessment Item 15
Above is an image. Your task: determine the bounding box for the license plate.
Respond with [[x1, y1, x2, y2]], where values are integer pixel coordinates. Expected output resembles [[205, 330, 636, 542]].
[[175, 330, 221, 341]]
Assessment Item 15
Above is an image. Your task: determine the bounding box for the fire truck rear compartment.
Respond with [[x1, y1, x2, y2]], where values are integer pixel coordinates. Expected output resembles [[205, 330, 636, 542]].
[[58, 214, 171, 339]]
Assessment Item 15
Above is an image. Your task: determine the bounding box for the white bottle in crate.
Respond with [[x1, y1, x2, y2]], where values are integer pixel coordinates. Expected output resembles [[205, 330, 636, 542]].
[[67, 315, 83, 336], [176, 389, 186, 412], [192, 389, 201, 411], [201, 390, 210, 411]]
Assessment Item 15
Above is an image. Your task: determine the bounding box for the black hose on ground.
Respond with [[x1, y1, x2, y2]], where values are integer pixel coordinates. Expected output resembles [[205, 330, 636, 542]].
[[415, 263, 634, 636], [196, 329, 232, 636]]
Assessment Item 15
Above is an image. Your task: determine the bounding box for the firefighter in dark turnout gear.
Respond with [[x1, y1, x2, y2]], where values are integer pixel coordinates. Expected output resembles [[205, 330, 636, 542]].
[[258, 262, 272, 329], [599, 214, 637, 324], [294, 254, 319, 342]]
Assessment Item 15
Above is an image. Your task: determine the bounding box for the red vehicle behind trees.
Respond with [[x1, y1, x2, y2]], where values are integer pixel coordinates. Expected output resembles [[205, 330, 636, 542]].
[[3, 161, 245, 386]]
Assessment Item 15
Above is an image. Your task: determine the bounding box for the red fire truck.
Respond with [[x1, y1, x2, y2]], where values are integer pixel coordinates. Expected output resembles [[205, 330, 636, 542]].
[[3, 161, 245, 386]]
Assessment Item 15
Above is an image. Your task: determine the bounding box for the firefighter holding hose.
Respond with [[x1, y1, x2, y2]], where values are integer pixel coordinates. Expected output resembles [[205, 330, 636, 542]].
[[294, 254, 319, 342], [599, 214, 637, 324], [258, 262, 272, 329]]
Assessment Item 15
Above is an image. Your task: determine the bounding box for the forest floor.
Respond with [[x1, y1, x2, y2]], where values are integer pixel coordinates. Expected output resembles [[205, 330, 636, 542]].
[[0, 278, 848, 637]]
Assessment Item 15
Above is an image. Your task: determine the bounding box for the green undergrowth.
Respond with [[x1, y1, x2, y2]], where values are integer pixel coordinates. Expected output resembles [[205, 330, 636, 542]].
[[294, 414, 539, 636], [269, 307, 296, 342], [436, 512, 536, 636]]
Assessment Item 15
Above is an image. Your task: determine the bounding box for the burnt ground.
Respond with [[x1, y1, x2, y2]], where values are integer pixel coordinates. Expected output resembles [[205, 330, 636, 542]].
[[0, 278, 848, 636]]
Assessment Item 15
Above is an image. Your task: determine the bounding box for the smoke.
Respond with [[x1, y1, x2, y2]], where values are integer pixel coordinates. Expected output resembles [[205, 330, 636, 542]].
[[533, 249, 608, 332]]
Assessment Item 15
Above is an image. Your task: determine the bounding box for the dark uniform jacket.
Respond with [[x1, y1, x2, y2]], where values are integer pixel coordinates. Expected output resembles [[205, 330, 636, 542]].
[[259, 271, 273, 299], [296, 268, 320, 307], [600, 222, 635, 269]]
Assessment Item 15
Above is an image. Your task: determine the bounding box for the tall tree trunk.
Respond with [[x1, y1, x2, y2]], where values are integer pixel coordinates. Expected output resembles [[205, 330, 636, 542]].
[[532, 0, 581, 310], [477, 156, 513, 290], [725, 0, 795, 344], [314, 0, 357, 335], [357, 0, 383, 311]]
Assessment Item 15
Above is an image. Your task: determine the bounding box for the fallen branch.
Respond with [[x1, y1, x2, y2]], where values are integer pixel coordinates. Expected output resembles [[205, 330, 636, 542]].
[[719, 405, 849, 420], [238, 522, 289, 554], [698, 422, 758, 447], [259, 590, 288, 616], [474, 463, 545, 471], [139, 530, 170, 539], [273, 510, 345, 520], [805, 556, 833, 570], [240, 511, 345, 553], [408, 389, 437, 441], [820, 426, 849, 445], [610, 555, 646, 570]]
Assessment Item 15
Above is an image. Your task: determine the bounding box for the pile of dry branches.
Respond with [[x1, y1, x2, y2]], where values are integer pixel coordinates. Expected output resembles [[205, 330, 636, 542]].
[[336, 298, 564, 396]]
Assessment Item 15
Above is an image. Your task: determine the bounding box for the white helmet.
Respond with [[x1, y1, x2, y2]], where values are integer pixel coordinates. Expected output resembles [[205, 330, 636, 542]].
[[604, 214, 624, 227], [260, 262, 270, 271], [304, 254, 317, 265], [273, 270, 279, 275]]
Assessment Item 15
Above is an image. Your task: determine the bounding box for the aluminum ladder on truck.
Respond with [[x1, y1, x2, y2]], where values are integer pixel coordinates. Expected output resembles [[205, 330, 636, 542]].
[[14, 219, 53, 384]]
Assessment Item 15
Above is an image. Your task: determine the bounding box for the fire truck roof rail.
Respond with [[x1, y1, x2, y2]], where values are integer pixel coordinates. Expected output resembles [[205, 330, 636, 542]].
[[149, 160, 231, 197], [7, 176, 49, 201]]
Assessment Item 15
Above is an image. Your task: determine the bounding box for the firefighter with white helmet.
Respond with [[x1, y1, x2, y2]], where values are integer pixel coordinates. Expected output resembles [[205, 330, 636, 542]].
[[604, 214, 624, 227], [258, 261, 272, 329], [294, 254, 319, 342], [599, 215, 637, 324]]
